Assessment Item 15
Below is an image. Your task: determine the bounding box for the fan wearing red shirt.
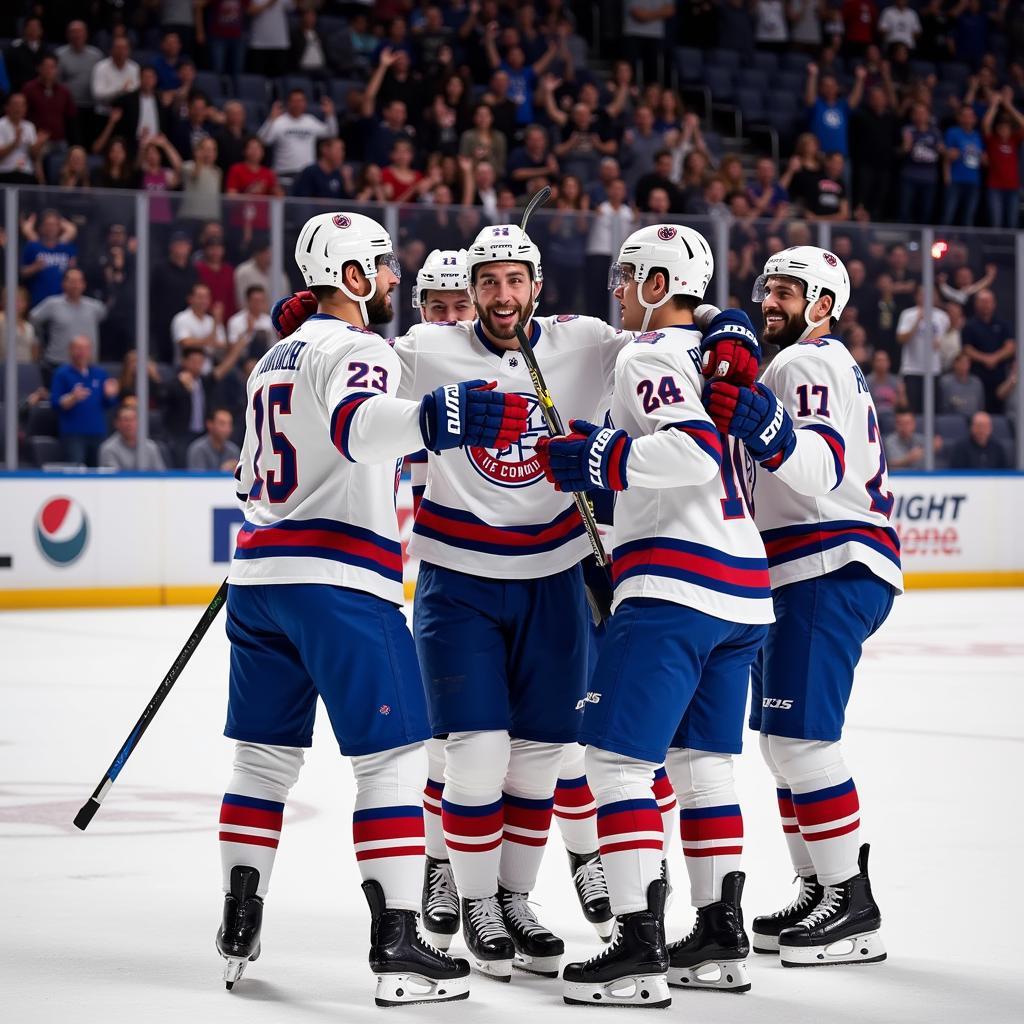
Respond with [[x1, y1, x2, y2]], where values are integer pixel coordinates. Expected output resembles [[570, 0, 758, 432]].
[[225, 137, 282, 233], [381, 138, 434, 203], [195, 235, 238, 321], [982, 90, 1024, 229], [841, 0, 878, 57]]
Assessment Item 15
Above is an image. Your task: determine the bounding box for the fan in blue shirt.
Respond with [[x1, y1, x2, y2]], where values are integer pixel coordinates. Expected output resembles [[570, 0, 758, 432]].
[[942, 107, 984, 226]]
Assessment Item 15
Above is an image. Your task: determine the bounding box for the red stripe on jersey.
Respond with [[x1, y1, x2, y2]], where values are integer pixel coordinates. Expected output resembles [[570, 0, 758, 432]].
[[415, 503, 584, 548], [764, 525, 899, 561], [235, 524, 403, 574], [219, 831, 279, 848], [612, 544, 771, 590]]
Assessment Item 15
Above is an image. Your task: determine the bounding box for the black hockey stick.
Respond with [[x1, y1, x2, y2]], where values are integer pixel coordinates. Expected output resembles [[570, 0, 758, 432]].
[[73, 579, 229, 830], [516, 187, 614, 616]]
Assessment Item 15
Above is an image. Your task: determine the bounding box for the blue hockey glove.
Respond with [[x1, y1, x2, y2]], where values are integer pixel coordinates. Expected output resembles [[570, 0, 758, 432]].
[[703, 381, 795, 465], [419, 379, 529, 453], [535, 419, 632, 492], [700, 308, 761, 387]]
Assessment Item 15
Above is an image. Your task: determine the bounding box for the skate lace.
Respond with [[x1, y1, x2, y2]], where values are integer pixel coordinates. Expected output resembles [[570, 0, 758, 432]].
[[573, 858, 609, 904], [771, 876, 818, 920], [503, 892, 553, 939], [468, 895, 508, 943], [799, 885, 842, 928], [426, 861, 459, 918]]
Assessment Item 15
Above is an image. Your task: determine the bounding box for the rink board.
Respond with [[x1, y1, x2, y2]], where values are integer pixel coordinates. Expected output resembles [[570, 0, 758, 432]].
[[0, 471, 1021, 608]]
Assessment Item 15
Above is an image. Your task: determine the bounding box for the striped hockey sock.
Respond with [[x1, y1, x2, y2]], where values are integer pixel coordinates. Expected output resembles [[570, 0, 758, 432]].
[[423, 737, 448, 860], [499, 792, 555, 893], [219, 793, 283, 897], [352, 804, 425, 911], [652, 766, 678, 853], [679, 804, 744, 907], [791, 778, 861, 886], [777, 787, 815, 877], [441, 792, 504, 899], [596, 796, 664, 915], [553, 774, 599, 854]]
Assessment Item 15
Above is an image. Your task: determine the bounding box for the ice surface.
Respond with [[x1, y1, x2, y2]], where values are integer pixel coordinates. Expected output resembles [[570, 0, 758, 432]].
[[2, 590, 1022, 1023]]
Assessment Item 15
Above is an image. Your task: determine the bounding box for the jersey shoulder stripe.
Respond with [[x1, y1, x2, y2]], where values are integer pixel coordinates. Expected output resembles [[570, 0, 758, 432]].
[[760, 519, 900, 570], [234, 516, 404, 582], [799, 423, 846, 488], [413, 497, 585, 557], [665, 419, 723, 462], [330, 391, 376, 461]]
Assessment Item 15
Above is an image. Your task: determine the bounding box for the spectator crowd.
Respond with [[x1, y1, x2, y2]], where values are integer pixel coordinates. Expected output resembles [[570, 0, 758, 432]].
[[0, 1, 1020, 470]]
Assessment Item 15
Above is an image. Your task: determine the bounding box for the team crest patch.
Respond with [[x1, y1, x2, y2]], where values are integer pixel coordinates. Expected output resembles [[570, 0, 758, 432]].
[[466, 392, 547, 487], [347, 325, 374, 334], [636, 331, 665, 344], [332, 214, 351, 228], [822, 251, 838, 266], [657, 226, 677, 240], [555, 314, 579, 322]]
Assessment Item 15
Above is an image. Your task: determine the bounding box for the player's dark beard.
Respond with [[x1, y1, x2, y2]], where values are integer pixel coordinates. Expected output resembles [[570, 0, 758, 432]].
[[762, 308, 805, 349], [365, 288, 393, 326], [478, 295, 536, 341]]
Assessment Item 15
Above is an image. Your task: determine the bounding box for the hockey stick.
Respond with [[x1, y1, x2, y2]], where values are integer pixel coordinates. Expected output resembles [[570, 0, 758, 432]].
[[515, 186, 612, 595], [73, 579, 229, 830]]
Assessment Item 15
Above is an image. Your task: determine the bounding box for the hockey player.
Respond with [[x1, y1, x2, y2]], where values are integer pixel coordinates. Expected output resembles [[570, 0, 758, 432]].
[[702, 245, 902, 968], [217, 211, 529, 1005], [535, 224, 774, 1007], [408, 248, 475, 950], [392, 223, 632, 982]]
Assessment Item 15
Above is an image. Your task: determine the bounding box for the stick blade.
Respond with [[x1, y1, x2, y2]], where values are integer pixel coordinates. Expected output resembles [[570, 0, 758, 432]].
[[74, 799, 101, 831]]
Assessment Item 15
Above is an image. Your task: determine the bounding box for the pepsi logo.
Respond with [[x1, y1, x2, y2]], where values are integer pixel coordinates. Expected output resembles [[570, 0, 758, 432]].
[[657, 226, 677, 240], [823, 252, 838, 267], [35, 497, 88, 566], [332, 214, 351, 229]]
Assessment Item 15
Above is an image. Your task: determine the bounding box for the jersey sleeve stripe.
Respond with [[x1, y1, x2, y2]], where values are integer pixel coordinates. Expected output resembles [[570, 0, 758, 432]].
[[329, 391, 377, 461], [760, 520, 901, 568], [664, 419, 723, 464], [234, 516, 404, 581], [801, 423, 847, 489], [413, 498, 585, 557], [611, 536, 772, 598]]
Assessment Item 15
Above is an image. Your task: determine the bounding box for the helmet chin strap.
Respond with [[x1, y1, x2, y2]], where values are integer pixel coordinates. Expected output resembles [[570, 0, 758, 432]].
[[337, 273, 378, 328], [797, 294, 830, 342], [638, 286, 674, 333]]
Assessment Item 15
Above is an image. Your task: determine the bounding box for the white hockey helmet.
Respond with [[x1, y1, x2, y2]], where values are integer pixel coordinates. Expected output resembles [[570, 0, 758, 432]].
[[412, 248, 470, 310], [294, 211, 400, 326], [609, 224, 714, 332], [466, 224, 543, 284], [753, 245, 850, 341]]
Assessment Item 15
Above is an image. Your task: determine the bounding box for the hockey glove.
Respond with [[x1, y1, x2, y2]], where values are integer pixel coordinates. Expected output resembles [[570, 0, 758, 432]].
[[703, 381, 796, 465], [535, 419, 631, 493], [270, 290, 317, 337], [700, 308, 762, 387], [419, 379, 529, 453]]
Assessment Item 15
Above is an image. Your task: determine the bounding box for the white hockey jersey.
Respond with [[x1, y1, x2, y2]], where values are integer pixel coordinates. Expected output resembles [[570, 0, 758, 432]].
[[754, 335, 904, 593], [610, 325, 774, 624], [393, 315, 629, 579], [231, 313, 426, 605]]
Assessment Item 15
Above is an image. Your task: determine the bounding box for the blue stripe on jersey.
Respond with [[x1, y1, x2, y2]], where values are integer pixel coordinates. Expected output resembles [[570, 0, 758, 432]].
[[760, 519, 901, 569]]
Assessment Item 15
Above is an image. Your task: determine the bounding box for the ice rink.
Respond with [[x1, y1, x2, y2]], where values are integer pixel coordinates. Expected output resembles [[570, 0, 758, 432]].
[[2, 589, 1023, 1023]]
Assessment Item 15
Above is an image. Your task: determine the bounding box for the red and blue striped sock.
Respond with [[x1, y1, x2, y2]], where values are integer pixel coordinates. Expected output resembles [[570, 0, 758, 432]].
[[777, 787, 815, 877], [596, 796, 664, 915], [679, 803, 743, 906], [652, 766, 678, 854], [352, 804, 425, 911], [499, 792, 555, 892], [219, 792, 284, 897], [554, 773, 598, 854], [441, 793, 504, 899], [791, 778, 861, 886]]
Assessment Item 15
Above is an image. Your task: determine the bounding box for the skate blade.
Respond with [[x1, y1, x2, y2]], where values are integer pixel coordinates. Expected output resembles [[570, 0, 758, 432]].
[[563, 973, 671, 1008], [222, 956, 249, 991], [592, 916, 616, 943], [667, 958, 750, 993], [751, 932, 779, 954], [374, 971, 471, 1006], [780, 930, 886, 968], [472, 957, 513, 982], [513, 951, 562, 978]]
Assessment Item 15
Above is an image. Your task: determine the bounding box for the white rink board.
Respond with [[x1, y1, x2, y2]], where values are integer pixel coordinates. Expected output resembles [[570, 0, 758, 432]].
[[0, 472, 1022, 603], [1, 591, 1022, 1022]]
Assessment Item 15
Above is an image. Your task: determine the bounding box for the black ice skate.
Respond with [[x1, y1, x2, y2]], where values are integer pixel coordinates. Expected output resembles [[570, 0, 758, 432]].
[[567, 851, 615, 942], [215, 865, 263, 990], [752, 873, 824, 953], [667, 871, 750, 993], [421, 856, 460, 951], [462, 893, 515, 981], [778, 844, 886, 968], [362, 880, 471, 1006], [499, 885, 565, 977], [562, 878, 671, 1008]]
